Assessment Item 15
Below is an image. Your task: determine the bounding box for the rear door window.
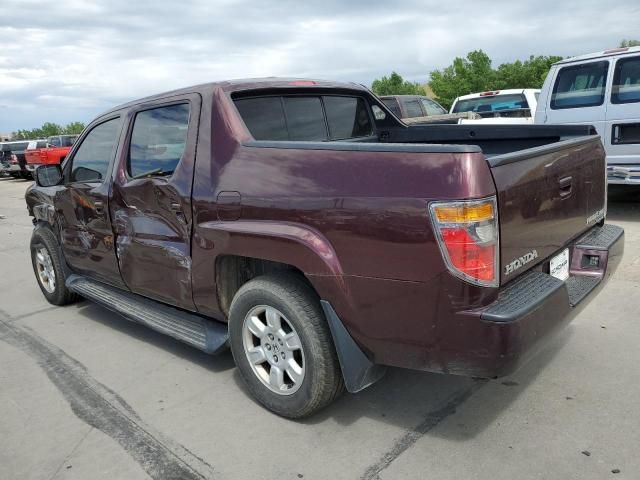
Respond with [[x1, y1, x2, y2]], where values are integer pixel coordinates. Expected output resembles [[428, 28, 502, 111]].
[[235, 94, 372, 141], [323, 96, 372, 139], [61, 135, 78, 147], [551, 61, 609, 109], [128, 103, 190, 178], [283, 97, 327, 141], [381, 98, 402, 117], [235, 97, 288, 141], [611, 56, 640, 104], [404, 99, 424, 118]]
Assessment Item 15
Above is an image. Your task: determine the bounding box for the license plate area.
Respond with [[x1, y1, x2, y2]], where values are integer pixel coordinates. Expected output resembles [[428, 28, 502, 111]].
[[550, 248, 570, 281]]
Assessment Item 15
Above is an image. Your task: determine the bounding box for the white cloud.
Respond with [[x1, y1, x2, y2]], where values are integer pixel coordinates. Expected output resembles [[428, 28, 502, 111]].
[[0, 0, 638, 131]]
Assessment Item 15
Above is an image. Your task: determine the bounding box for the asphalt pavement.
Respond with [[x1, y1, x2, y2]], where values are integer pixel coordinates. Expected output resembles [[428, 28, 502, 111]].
[[1, 177, 638, 480]]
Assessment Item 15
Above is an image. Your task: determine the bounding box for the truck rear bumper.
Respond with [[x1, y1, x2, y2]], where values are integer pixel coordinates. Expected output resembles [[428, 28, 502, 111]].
[[459, 223, 624, 378], [315, 224, 623, 387]]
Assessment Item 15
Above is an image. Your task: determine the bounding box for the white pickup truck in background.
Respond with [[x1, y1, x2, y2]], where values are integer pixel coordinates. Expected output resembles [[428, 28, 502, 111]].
[[450, 89, 540, 124]]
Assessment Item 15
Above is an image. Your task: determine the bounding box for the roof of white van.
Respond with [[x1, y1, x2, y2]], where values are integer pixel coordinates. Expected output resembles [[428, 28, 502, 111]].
[[555, 46, 640, 65]]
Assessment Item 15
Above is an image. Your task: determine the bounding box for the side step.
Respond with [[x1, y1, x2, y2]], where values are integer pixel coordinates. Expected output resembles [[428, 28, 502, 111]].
[[66, 275, 228, 354]]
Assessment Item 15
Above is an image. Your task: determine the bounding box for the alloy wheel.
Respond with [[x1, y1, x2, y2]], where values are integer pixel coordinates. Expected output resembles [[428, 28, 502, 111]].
[[241, 305, 305, 395]]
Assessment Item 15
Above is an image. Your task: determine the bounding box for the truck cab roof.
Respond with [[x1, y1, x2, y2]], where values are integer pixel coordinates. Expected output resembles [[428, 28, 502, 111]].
[[103, 78, 368, 116]]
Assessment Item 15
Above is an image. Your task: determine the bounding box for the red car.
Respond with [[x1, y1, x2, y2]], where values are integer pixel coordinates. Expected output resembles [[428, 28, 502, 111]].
[[25, 135, 78, 174], [25, 79, 623, 418]]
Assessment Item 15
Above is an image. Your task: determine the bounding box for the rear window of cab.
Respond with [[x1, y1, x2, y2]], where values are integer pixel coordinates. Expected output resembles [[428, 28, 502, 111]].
[[234, 95, 373, 141]]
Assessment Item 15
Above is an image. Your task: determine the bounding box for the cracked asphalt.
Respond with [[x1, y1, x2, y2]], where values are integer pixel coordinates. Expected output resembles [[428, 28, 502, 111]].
[[1, 177, 639, 480]]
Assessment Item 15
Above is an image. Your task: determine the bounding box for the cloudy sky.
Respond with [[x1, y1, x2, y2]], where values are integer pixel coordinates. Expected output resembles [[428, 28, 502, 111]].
[[1, 0, 638, 132]]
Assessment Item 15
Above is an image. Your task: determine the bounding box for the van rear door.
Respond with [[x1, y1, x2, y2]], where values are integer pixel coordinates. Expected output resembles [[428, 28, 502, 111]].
[[604, 53, 640, 179], [538, 60, 610, 139]]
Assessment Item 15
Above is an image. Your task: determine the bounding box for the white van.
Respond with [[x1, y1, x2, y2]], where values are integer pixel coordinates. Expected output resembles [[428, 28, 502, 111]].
[[535, 47, 640, 184]]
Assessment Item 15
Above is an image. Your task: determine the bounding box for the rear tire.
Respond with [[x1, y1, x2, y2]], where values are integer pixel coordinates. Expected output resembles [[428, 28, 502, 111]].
[[229, 273, 344, 418], [30, 227, 78, 305]]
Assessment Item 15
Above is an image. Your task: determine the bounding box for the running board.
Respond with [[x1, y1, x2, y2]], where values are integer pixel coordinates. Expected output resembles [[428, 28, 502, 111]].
[[66, 275, 228, 354]]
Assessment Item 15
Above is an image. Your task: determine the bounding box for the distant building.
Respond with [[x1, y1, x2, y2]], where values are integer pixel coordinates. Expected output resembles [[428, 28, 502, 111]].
[[0, 132, 13, 142]]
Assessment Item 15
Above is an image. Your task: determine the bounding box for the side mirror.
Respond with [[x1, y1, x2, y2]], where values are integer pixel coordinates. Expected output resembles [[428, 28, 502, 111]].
[[35, 164, 63, 187]]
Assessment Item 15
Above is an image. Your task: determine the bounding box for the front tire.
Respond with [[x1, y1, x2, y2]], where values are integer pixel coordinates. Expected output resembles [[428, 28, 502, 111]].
[[229, 274, 344, 418], [30, 227, 78, 305]]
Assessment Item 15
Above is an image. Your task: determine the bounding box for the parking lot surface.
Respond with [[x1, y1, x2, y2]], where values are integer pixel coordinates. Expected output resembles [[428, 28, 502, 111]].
[[1, 177, 639, 480]]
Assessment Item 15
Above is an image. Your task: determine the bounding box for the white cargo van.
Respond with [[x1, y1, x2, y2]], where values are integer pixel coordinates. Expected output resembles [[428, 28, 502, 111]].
[[535, 47, 640, 184]]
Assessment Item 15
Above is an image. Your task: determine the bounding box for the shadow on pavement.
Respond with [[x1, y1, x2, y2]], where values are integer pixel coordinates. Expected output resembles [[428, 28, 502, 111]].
[[72, 284, 574, 440], [73, 301, 237, 373]]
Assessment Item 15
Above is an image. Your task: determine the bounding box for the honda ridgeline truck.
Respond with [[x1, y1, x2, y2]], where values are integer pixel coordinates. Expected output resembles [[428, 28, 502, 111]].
[[26, 78, 623, 418]]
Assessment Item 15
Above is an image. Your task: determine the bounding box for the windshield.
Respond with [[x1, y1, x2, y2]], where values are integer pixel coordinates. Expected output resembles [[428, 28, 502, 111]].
[[4, 142, 30, 152], [452, 94, 529, 113]]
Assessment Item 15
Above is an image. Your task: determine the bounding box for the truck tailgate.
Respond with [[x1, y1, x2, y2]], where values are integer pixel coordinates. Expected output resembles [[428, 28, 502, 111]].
[[488, 136, 607, 285]]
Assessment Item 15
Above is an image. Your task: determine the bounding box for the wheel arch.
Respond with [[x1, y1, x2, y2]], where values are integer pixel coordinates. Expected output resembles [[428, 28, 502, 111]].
[[193, 220, 347, 318], [215, 255, 316, 317]]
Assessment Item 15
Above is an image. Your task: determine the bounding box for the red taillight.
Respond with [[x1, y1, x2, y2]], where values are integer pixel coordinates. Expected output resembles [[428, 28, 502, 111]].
[[440, 228, 496, 282], [430, 197, 499, 287], [480, 91, 499, 97]]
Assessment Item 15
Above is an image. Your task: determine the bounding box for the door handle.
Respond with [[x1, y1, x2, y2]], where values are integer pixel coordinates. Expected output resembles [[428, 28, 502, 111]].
[[559, 176, 573, 198], [94, 200, 104, 214]]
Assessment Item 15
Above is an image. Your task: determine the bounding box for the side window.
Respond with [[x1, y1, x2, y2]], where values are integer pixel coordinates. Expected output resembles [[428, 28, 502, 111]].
[[49, 137, 61, 147], [128, 104, 190, 178], [70, 117, 121, 183], [551, 61, 609, 109], [323, 96, 372, 139], [235, 95, 372, 141], [282, 97, 327, 141], [235, 97, 288, 141], [381, 98, 402, 117], [421, 98, 446, 116], [404, 99, 424, 118], [611, 56, 640, 104], [61, 135, 77, 147]]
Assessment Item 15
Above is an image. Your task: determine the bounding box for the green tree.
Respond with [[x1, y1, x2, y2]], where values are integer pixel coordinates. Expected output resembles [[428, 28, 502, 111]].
[[494, 55, 563, 90], [371, 72, 425, 96], [620, 39, 640, 47], [429, 50, 561, 109], [428, 50, 495, 110], [39, 122, 63, 137], [63, 122, 85, 134], [12, 121, 84, 139]]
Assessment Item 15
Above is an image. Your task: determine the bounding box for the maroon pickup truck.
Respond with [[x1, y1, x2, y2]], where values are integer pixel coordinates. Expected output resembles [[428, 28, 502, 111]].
[[26, 78, 623, 418]]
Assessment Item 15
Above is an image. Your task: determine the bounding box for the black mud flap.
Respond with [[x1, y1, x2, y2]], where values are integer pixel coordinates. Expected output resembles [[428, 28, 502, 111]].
[[320, 300, 386, 393]]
